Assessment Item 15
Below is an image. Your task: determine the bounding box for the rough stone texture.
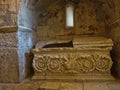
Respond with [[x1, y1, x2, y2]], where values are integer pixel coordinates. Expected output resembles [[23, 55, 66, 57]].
[[84, 82, 109, 90], [18, 0, 115, 40], [0, 28, 19, 83], [0, 0, 21, 26], [32, 36, 114, 80], [0, 48, 19, 83], [0, 26, 35, 83], [36, 0, 106, 41], [0, 80, 120, 90]]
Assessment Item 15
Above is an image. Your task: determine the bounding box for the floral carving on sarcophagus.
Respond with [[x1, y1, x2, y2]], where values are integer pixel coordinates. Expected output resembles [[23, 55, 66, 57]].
[[47, 55, 63, 73], [33, 52, 113, 74], [93, 54, 113, 72], [33, 55, 66, 73], [32, 37, 114, 80], [33, 56, 47, 73], [76, 54, 96, 73]]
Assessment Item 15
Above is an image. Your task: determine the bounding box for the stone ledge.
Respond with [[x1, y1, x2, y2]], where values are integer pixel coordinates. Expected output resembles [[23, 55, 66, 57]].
[[0, 79, 120, 90], [32, 75, 115, 81], [0, 26, 18, 33]]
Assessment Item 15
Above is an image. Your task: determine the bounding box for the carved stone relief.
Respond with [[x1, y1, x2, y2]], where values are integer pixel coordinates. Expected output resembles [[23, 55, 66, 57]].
[[32, 37, 114, 80], [33, 53, 112, 74]]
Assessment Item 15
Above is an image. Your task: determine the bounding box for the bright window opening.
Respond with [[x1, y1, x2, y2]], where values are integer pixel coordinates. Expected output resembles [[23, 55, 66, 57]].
[[66, 4, 74, 27]]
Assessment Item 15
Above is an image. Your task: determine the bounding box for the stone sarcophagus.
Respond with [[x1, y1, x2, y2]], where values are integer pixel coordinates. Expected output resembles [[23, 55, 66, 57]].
[[32, 36, 114, 80]]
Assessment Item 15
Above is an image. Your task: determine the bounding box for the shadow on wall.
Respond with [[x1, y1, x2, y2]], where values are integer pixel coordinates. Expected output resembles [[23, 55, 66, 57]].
[[108, 22, 120, 79], [25, 51, 34, 78]]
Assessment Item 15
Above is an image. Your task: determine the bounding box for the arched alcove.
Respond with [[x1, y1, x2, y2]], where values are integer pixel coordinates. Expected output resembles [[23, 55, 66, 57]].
[[0, 0, 120, 83], [18, 0, 120, 80], [17, 0, 120, 81]]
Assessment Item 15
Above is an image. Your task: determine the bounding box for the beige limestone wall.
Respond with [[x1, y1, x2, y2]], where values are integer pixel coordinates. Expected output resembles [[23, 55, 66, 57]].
[[36, 0, 107, 41], [0, 0, 21, 26], [0, 26, 35, 83]]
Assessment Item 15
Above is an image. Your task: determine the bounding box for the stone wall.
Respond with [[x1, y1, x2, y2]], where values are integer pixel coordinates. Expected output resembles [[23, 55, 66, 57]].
[[0, 0, 21, 26], [0, 26, 19, 83], [0, 26, 35, 83], [36, 0, 107, 41], [103, 0, 120, 78], [0, 0, 36, 83]]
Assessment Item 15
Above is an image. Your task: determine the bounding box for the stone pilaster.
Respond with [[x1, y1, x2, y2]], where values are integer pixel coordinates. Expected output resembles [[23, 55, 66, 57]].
[[0, 26, 35, 83]]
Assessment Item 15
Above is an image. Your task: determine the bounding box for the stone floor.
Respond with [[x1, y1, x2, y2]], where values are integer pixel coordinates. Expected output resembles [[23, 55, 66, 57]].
[[0, 78, 120, 90]]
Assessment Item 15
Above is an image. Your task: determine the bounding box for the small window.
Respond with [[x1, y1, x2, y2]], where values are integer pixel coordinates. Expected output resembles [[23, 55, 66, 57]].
[[66, 3, 74, 28]]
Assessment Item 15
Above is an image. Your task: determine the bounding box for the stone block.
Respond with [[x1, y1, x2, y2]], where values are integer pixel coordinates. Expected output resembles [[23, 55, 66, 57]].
[[0, 48, 19, 83], [0, 26, 35, 83], [0, 27, 19, 83]]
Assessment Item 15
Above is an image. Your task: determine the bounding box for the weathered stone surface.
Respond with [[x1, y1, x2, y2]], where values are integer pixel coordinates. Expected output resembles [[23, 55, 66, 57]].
[[34, 0, 108, 41], [84, 82, 109, 90], [32, 36, 114, 81], [59, 82, 83, 90], [0, 80, 120, 90], [0, 33, 18, 47], [0, 26, 35, 83], [0, 0, 20, 26], [0, 48, 19, 83], [0, 27, 19, 83], [107, 81, 120, 90], [40, 82, 60, 90]]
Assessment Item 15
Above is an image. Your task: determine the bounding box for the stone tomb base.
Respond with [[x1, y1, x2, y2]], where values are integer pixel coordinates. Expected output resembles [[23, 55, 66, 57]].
[[32, 37, 114, 81]]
